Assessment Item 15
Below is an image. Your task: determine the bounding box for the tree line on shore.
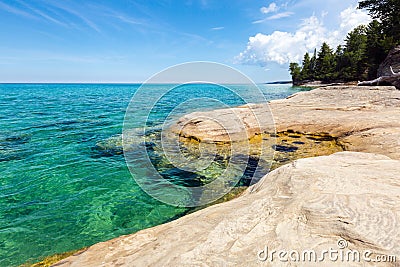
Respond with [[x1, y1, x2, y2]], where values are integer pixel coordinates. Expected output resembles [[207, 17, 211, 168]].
[[289, 0, 400, 84]]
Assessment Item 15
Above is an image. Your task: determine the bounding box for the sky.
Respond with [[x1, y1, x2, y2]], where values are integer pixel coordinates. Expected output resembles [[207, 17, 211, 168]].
[[0, 0, 372, 83]]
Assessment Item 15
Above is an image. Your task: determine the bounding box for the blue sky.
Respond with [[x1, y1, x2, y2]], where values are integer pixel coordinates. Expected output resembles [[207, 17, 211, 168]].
[[0, 0, 371, 83]]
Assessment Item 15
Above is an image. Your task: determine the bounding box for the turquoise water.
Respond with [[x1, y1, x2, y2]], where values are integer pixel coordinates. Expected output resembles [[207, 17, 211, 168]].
[[0, 83, 306, 266]]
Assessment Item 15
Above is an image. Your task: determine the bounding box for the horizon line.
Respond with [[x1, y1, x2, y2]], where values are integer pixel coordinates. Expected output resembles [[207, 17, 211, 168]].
[[0, 81, 292, 85]]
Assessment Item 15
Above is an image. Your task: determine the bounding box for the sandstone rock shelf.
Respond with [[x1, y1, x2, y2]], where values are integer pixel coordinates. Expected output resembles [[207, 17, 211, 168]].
[[173, 85, 400, 160]]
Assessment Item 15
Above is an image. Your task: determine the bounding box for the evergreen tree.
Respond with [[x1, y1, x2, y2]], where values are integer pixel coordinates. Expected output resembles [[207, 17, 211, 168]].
[[309, 49, 317, 80], [300, 52, 311, 80], [364, 20, 388, 79], [289, 62, 301, 84], [316, 42, 335, 81], [288, 0, 400, 84], [359, 0, 400, 44], [341, 26, 368, 81], [334, 45, 344, 80]]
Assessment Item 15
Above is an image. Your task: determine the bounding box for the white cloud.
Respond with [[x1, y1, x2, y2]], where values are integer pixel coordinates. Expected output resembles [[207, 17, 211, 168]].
[[267, 11, 294, 20], [260, 3, 278, 14], [238, 16, 326, 65], [338, 6, 371, 35], [211, 26, 224, 31], [0, 1, 37, 19], [237, 6, 371, 66], [17, 1, 68, 27], [252, 19, 265, 24], [255, 2, 293, 23]]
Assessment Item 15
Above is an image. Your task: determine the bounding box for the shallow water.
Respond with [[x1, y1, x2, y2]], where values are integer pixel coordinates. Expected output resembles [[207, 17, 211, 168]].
[[0, 83, 307, 266]]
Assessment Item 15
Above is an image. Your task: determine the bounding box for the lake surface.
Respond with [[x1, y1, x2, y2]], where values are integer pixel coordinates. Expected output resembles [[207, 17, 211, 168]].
[[0, 83, 307, 266]]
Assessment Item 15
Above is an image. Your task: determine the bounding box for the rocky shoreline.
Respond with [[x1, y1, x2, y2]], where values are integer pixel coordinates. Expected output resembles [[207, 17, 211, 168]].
[[174, 85, 400, 159], [53, 85, 400, 266]]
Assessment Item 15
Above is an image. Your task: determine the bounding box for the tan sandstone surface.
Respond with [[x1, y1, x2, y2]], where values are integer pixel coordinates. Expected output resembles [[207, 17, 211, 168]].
[[55, 86, 400, 266], [174, 86, 400, 160]]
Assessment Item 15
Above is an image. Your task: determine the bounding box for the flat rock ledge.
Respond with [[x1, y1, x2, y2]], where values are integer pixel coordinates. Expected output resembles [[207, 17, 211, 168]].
[[173, 85, 400, 160], [55, 86, 400, 266], [56, 152, 400, 266]]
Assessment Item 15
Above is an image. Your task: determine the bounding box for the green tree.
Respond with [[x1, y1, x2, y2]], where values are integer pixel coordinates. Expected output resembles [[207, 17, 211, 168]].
[[309, 49, 317, 80], [333, 45, 344, 80], [289, 62, 301, 84], [341, 26, 368, 81], [359, 0, 400, 44], [316, 42, 335, 81], [300, 52, 311, 80], [364, 20, 389, 79], [289, 0, 400, 82]]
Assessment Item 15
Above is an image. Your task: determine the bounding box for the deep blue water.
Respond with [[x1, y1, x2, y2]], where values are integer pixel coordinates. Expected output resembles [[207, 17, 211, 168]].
[[0, 83, 306, 266]]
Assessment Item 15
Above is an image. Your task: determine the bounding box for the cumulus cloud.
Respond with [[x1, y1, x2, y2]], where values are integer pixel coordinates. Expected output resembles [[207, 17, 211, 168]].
[[237, 6, 371, 66], [255, 2, 292, 23], [260, 3, 278, 14], [338, 6, 371, 36]]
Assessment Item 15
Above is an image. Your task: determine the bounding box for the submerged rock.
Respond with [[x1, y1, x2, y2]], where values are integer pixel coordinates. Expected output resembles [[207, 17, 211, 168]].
[[0, 151, 26, 162], [0, 134, 32, 162], [92, 135, 124, 157], [0, 134, 31, 146], [293, 141, 305, 145], [271, 144, 298, 152], [91, 128, 160, 157]]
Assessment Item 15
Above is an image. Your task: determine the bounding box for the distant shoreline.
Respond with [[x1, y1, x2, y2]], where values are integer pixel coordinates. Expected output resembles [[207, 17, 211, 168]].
[[264, 81, 292, 85]]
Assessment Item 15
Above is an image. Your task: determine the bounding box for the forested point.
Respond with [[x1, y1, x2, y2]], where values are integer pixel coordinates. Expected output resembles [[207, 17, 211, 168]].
[[289, 0, 400, 85]]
